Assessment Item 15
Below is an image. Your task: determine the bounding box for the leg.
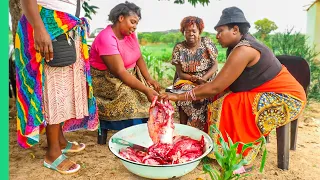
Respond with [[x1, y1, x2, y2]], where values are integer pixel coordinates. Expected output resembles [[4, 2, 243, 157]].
[[97, 128, 108, 145], [58, 124, 85, 152], [290, 119, 298, 150], [276, 123, 290, 170], [265, 135, 270, 143], [45, 124, 78, 171], [58, 124, 68, 148], [178, 107, 188, 125]]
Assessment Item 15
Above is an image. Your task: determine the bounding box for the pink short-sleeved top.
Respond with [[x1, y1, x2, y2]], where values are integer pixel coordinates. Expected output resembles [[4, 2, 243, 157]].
[[89, 25, 141, 70]]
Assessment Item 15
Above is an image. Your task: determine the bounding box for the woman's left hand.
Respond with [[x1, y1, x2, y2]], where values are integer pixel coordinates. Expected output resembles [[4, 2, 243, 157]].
[[147, 79, 161, 92]]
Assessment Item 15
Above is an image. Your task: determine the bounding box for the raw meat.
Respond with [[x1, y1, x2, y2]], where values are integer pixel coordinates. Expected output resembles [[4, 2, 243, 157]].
[[119, 97, 205, 165], [148, 97, 175, 144], [119, 135, 205, 165]]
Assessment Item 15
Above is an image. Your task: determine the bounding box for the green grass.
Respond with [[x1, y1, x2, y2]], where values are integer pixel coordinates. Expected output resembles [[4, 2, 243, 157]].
[[142, 43, 227, 63]]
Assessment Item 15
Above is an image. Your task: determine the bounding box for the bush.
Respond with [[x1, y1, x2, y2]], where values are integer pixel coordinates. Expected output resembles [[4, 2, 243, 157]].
[[270, 28, 320, 100]]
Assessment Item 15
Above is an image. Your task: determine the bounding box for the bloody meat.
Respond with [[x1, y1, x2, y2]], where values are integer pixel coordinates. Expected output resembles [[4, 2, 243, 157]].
[[119, 97, 205, 165]]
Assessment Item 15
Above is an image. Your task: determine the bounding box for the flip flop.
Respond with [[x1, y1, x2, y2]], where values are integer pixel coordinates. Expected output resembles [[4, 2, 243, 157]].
[[43, 154, 80, 174], [61, 141, 86, 154], [233, 165, 254, 175]]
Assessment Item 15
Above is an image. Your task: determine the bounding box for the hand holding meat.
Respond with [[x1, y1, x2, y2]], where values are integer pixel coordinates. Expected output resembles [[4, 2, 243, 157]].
[[145, 88, 159, 102], [146, 79, 161, 92], [159, 93, 179, 102]]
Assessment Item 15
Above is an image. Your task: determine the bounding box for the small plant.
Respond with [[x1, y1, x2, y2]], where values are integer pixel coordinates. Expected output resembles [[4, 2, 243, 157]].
[[203, 125, 267, 180]]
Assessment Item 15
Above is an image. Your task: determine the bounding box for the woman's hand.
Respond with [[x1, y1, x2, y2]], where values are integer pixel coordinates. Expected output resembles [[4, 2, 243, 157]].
[[146, 79, 161, 92], [145, 88, 159, 102], [191, 75, 207, 85], [195, 78, 207, 85], [34, 27, 53, 62], [190, 75, 198, 82], [159, 92, 179, 102]]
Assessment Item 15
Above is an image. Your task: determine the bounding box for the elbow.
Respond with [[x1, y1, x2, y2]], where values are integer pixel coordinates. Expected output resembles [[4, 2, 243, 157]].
[[110, 69, 124, 79]]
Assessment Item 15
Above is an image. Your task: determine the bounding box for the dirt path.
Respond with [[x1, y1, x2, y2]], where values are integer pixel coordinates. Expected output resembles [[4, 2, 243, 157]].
[[9, 99, 320, 180]]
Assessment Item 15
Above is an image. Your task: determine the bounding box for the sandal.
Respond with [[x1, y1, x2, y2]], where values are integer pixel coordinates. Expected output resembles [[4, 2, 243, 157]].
[[61, 141, 86, 154], [233, 165, 254, 175], [43, 154, 80, 174]]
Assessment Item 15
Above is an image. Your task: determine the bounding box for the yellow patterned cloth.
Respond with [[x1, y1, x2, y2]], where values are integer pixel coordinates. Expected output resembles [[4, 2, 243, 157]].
[[91, 66, 150, 121]]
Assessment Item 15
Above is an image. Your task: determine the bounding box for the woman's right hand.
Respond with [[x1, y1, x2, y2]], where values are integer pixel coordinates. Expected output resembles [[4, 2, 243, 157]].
[[158, 92, 179, 102], [145, 88, 159, 102], [34, 27, 53, 62]]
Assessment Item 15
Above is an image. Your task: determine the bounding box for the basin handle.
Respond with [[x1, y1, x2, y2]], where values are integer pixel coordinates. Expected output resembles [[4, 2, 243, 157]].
[[112, 138, 133, 147]]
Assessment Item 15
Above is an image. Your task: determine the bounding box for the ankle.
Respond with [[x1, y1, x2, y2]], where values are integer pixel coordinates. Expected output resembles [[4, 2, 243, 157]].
[[45, 150, 62, 162]]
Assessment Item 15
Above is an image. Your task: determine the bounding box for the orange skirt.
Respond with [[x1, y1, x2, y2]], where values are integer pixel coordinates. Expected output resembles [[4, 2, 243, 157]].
[[207, 66, 306, 163]]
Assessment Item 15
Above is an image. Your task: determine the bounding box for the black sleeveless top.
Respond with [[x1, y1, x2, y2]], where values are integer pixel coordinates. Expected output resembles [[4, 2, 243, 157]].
[[227, 34, 282, 92]]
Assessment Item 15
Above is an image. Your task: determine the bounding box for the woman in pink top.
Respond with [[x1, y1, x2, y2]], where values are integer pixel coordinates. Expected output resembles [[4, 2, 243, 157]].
[[89, 1, 160, 144]]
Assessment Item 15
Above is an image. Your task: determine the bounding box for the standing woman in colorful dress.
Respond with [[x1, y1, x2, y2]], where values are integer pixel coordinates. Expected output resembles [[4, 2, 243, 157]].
[[89, 1, 160, 143], [15, 0, 99, 174], [171, 16, 218, 131]]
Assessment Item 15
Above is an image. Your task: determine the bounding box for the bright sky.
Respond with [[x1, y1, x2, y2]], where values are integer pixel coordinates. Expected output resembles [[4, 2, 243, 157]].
[[88, 0, 315, 34]]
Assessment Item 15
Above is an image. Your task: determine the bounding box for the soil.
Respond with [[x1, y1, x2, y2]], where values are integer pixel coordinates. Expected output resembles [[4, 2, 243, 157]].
[[9, 98, 320, 180]]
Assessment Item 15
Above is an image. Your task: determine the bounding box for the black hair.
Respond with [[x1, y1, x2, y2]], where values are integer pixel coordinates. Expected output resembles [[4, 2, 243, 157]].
[[226, 23, 250, 35], [108, 1, 141, 24]]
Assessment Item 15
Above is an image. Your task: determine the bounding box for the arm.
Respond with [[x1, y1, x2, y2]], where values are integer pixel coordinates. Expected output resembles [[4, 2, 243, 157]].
[[202, 60, 218, 81], [161, 46, 259, 101], [136, 55, 161, 92], [21, 0, 43, 29], [101, 55, 158, 102], [171, 43, 195, 82], [21, 0, 53, 61], [180, 46, 258, 99], [202, 37, 219, 81], [175, 64, 193, 81]]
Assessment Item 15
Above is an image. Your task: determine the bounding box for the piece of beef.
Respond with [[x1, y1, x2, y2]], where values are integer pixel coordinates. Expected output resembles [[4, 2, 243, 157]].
[[147, 97, 175, 144]]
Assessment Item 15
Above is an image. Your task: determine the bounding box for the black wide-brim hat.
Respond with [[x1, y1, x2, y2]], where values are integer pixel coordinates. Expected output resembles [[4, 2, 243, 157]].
[[215, 6, 251, 29]]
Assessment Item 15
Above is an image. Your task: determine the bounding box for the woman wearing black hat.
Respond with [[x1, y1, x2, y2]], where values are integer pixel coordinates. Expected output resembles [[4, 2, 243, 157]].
[[160, 7, 306, 173]]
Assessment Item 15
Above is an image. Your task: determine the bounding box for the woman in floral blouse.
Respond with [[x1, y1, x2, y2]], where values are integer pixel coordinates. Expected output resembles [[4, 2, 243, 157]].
[[171, 16, 218, 131]]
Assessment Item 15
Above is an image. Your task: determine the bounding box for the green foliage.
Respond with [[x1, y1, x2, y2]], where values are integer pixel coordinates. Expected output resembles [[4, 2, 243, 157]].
[[141, 47, 175, 87], [82, 1, 98, 20], [172, 0, 210, 6], [139, 31, 227, 63], [203, 125, 267, 180], [254, 18, 278, 41], [138, 31, 184, 45], [270, 28, 320, 100]]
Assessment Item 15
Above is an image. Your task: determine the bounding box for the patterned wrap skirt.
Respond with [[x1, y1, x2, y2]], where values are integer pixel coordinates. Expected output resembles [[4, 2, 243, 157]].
[[91, 66, 150, 122]]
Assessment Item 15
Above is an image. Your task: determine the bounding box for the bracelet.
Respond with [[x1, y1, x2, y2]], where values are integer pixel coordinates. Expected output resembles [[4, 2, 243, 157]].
[[184, 91, 189, 101], [190, 89, 197, 101]]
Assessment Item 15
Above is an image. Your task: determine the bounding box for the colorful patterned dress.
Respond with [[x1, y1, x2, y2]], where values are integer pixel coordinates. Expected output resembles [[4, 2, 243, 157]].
[[171, 37, 218, 131], [14, 6, 99, 148]]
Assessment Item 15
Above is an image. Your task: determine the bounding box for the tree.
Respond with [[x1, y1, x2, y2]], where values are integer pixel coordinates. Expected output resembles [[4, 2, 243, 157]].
[[254, 18, 278, 41], [9, 0, 22, 45], [171, 0, 210, 6]]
